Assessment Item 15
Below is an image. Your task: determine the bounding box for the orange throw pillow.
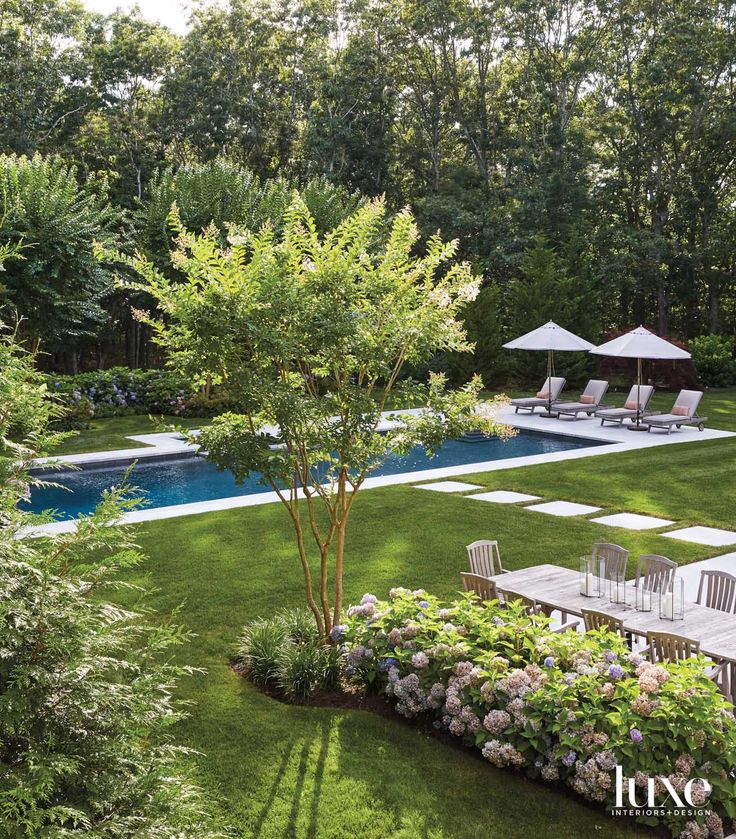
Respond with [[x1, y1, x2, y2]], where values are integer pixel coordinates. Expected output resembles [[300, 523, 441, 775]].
[[624, 400, 638, 409], [579, 394, 595, 404], [536, 390, 550, 399], [672, 405, 690, 416]]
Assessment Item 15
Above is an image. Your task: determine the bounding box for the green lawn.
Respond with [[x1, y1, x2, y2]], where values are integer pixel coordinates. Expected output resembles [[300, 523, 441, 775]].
[[53, 415, 206, 455], [123, 432, 735, 837], [64, 387, 736, 836]]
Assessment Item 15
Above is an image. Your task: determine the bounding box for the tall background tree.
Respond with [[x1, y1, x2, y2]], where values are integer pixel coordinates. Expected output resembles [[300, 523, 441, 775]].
[[0, 0, 734, 381]]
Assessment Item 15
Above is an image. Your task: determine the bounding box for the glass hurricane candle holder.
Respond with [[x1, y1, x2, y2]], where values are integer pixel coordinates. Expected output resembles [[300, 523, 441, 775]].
[[607, 573, 628, 605], [634, 584, 654, 612], [579, 555, 600, 597], [659, 578, 685, 621]]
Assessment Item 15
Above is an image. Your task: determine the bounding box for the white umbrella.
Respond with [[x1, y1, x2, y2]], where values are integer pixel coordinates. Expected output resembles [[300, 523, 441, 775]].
[[590, 326, 691, 431], [503, 321, 596, 417]]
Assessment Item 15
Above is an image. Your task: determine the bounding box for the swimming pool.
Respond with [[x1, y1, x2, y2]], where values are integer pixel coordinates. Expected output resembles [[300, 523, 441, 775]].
[[27, 430, 608, 519]]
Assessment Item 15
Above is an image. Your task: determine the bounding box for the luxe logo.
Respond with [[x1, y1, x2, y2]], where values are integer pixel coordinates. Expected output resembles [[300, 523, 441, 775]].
[[614, 765, 711, 810]]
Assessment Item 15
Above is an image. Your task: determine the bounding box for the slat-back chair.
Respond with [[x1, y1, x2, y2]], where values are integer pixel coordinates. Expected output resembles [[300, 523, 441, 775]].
[[696, 570, 736, 614], [582, 608, 625, 636], [593, 543, 629, 581], [466, 540, 505, 577], [645, 631, 727, 696], [634, 554, 677, 594], [498, 587, 580, 633], [645, 631, 700, 663], [460, 572, 498, 602]]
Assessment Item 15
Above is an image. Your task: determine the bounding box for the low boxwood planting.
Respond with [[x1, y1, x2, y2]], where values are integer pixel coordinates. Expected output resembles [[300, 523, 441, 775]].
[[341, 588, 736, 838]]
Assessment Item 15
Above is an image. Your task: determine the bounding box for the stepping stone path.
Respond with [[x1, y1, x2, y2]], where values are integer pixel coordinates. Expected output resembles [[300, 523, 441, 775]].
[[467, 490, 541, 504], [590, 512, 674, 531], [525, 501, 602, 517], [417, 483, 734, 551], [662, 526, 736, 547], [417, 480, 484, 493]]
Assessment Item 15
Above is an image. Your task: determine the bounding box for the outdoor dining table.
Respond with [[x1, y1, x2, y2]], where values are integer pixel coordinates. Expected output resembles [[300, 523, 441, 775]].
[[488, 564, 736, 668]]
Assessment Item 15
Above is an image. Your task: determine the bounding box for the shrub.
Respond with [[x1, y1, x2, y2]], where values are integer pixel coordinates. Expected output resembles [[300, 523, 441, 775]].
[[47, 367, 241, 420], [344, 589, 736, 838], [237, 609, 343, 699], [690, 335, 736, 388]]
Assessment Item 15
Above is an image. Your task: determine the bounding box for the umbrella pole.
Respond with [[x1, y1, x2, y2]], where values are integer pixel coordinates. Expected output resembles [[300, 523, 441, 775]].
[[628, 356, 648, 432], [540, 349, 557, 418]]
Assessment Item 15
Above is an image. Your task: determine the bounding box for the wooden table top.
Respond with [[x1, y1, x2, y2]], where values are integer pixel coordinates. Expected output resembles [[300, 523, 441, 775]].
[[489, 564, 736, 663]]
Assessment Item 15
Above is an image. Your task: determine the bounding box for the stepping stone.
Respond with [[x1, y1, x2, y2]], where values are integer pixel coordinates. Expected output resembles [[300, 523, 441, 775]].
[[415, 480, 484, 493], [525, 501, 602, 517], [662, 526, 736, 547], [590, 512, 675, 531], [467, 490, 541, 504]]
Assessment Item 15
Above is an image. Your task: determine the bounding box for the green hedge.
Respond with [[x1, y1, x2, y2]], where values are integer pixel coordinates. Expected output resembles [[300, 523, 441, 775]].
[[47, 367, 239, 426], [342, 588, 736, 838]]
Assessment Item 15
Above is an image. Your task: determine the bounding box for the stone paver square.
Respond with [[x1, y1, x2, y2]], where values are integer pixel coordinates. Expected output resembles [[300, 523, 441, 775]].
[[525, 501, 602, 517], [415, 480, 484, 493], [467, 490, 541, 504], [662, 526, 736, 547], [590, 512, 675, 531]]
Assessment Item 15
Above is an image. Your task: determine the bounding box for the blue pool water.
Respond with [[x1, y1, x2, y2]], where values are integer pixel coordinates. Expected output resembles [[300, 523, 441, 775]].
[[27, 430, 607, 519]]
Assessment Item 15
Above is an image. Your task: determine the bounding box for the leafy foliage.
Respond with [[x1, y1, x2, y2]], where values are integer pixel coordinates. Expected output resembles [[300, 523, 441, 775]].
[[0, 153, 120, 362], [690, 336, 736, 388], [344, 588, 736, 837], [110, 195, 513, 636], [0, 329, 220, 837]]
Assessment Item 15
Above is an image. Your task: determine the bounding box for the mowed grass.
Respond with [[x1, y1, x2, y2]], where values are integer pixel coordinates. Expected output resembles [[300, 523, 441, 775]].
[[64, 386, 735, 836], [53, 415, 205, 455], [127, 478, 714, 838]]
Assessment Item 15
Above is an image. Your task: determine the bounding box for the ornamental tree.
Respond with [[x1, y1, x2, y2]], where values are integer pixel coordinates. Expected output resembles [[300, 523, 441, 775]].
[[116, 196, 512, 637]]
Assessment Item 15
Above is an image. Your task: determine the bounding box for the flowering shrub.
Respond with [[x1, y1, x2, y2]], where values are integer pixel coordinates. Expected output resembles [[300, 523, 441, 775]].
[[343, 589, 736, 837], [47, 367, 239, 424]]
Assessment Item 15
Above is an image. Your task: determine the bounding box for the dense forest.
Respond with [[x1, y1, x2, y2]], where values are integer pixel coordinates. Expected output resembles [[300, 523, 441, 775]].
[[0, 0, 734, 383]]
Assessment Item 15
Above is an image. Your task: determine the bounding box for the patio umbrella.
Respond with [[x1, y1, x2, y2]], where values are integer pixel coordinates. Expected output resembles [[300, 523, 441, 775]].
[[589, 326, 691, 431], [503, 321, 596, 417]]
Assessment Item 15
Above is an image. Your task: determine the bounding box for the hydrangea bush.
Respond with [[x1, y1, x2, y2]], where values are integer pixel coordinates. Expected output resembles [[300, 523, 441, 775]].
[[342, 588, 736, 838], [47, 367, 239, 424]]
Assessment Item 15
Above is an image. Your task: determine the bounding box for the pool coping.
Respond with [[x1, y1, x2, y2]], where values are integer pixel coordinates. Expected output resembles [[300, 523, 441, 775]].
[[27, 406, 735, 535]]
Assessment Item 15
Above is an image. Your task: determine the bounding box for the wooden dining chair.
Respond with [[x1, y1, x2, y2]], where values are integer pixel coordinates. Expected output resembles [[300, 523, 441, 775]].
[[466, 540, 505, 577], [593, 543, 629, 581], [460, 572, 498, 602], [696, 570, 736, 614], [634, 554, 677, 593], [645, 631, 703, 663], [498, 588, 580, 633], [582, 608, 625, 636]]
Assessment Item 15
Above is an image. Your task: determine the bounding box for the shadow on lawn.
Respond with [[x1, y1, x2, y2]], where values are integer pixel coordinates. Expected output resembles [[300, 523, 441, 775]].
[[250, 719, 333, 839]]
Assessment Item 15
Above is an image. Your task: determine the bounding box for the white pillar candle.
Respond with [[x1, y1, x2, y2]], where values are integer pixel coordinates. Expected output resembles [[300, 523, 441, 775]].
[[663, 591, 674, 618], [580, 573, 596, 596], [639, 589, 652, 610]]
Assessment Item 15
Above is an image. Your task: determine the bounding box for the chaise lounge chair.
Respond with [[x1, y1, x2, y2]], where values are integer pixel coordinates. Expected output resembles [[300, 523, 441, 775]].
[[643, 390, 707, 434], [552, 379, 609, 420], [510, 376, 566, 414], [595, 384, 654, 427]]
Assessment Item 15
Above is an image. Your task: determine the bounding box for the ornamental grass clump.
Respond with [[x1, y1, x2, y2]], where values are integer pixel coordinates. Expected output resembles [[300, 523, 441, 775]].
[[343, 588, 736, 838], [236, 609, 342, 699]]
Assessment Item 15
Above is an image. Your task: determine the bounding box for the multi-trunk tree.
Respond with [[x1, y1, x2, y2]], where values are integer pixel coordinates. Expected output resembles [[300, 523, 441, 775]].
[[113, 196, 513, 636]]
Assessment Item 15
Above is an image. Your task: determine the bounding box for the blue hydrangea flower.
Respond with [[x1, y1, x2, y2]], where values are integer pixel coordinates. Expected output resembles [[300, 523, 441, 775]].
[[418, 600, 429, 609], [329, 624, 347, 643], [543, 656, 555, 668], [562, 750, 577, 767], [379, 657, 397, 672], [630, 728, 643, 744], [608, 664, 625, 680]]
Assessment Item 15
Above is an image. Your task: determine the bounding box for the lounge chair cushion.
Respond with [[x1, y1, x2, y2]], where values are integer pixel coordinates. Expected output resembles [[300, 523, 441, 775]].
[[536, 390, 550, 399], [579, 395, 595, 404], [624, 399, 638, 409], [672, 405, 690, 416]]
